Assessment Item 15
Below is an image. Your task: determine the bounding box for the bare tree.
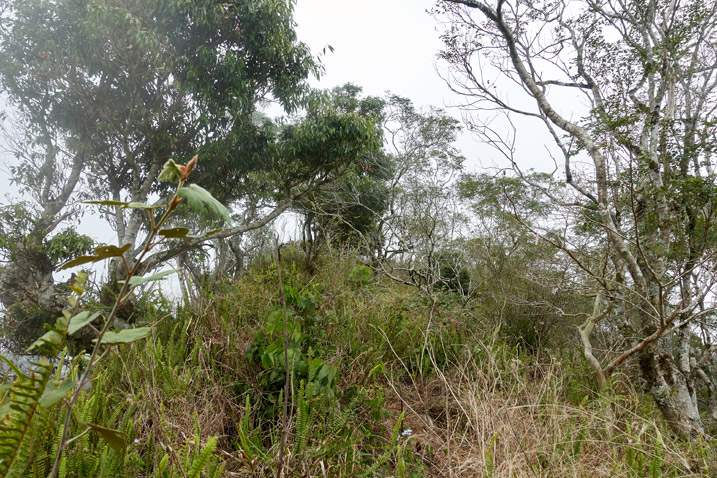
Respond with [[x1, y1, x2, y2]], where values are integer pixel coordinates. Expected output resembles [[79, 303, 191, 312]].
[[435, 0, 717, 438]]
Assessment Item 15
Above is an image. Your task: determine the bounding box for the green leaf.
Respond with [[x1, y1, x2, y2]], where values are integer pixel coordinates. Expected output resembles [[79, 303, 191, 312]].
[[126, 202, 162, 210], [158, 159, 184, 182], [27, 330, 64, 353], [60, 243, 131, 269], [99, 327, 151, 345], [83, 423, 127, 451], [60, 255, 104, 269], [84, 200, 130, 207], [177, 184, 231, 224], [95, 244, 132, 258], [68, 311, 102, 335], [39, 379, 75, 408], [159, 227, 190, 238], [127, 269, 180, 286]]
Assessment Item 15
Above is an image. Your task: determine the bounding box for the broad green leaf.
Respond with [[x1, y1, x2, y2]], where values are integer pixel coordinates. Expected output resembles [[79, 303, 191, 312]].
[[159, 227, 190, 238], [27, 330, 64, 352], [61, 255, 104, 269], [55, 315, 69, 330], [39, 379, 75, 408], [158, 159, 184, 182], [69, 285, 84, 294], [95, 244, 132, 258], [177, 184, 231, 224], [83, 423, 126, 451], [265, 309, 284, 335], [61, 243, 131, 269], [84, 200, 130, 207], [127, 269, 180, 286], [99, 327, 151, 345], [68, 311, 102, 335], [0, 403, 11, 419]]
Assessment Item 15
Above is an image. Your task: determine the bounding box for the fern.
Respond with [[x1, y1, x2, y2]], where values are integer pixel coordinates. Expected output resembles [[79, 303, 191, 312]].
[[187, 436, 218, 478], [0, 311, 69, 478], [293, 381, 310, 455], [0, 357, 54, 477], [326, 390, 364, 439]]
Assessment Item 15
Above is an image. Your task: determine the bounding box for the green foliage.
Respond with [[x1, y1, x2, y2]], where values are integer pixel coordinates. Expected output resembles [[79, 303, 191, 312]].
[[0, 288, 83, 477], [245, 286, 338, 408], [177, 185, 231, 225], [43, 230, 95, 267], [157, 159, 185, 184], [348, 264, 373, 288], [0, 203, 93, 267], [434, 247, 471, 294], [1, 303, 56, 353], [0, 354, 55, 477], [0, 163, 228, 478]]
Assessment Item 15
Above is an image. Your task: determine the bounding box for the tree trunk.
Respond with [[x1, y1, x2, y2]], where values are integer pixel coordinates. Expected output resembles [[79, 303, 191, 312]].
[[0, 249, 71, 350], [639, 339, 704, 439]]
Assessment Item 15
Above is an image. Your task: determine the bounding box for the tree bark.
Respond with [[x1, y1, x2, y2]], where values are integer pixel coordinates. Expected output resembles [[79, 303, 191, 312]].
[[639, 338, 704, 438]]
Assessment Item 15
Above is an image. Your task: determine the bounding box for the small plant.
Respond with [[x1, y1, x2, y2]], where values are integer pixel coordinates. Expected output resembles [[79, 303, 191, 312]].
[[245, 285, 338, 407], [0, 155, 229, 477], [348, 264, 373, 288]]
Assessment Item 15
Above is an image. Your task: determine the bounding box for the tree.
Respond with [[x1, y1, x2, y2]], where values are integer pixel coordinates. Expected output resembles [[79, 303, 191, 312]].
[[293, 84, 390, 265], [375, 95, 467, 294], [0, 1, 376, 319], [458, 172, 591, 352], [307, 93, 467, 294], [435, 0, 717, 437]]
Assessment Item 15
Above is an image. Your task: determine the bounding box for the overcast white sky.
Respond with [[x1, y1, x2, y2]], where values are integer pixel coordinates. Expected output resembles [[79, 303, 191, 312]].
[[295, 1, 447, 104], [293, 0, 494, 166]]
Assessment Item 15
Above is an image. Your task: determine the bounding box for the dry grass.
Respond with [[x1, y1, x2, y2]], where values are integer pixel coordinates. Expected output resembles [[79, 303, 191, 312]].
[[382, 330, 712, 477]]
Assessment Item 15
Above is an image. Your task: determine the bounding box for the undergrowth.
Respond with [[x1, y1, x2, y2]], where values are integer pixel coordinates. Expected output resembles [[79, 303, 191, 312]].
[[2, 251, 715, 476]]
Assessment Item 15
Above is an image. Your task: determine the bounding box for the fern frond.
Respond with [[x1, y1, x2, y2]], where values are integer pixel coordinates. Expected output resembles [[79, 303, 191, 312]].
[[0, 357, 55, 478], [187, 436, 218, 478], [293, 381, 309, 455]]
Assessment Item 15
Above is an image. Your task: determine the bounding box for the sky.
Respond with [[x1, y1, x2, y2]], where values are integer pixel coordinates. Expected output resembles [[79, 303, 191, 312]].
[[294, 1, 447, 104], [291, 0, 564, 174]]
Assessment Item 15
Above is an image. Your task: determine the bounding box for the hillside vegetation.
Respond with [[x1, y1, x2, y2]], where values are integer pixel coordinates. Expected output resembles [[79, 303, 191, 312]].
[[2, 248, 713, 477], [1, 0, 717, 476]]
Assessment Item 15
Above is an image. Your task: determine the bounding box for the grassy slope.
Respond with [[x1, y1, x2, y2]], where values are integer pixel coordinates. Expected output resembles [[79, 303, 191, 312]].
[[6, 252, 716, 477]]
